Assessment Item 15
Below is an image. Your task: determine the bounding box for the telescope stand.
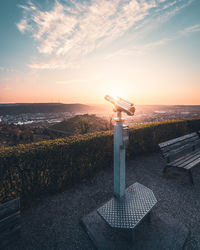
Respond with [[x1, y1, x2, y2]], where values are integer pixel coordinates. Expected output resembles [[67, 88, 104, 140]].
[[97, 116, 157, 238], [81, 100, 189, 249]]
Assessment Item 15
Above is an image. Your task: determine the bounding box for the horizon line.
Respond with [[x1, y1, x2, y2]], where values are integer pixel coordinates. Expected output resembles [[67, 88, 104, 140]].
[[0, 102, 200, 106]]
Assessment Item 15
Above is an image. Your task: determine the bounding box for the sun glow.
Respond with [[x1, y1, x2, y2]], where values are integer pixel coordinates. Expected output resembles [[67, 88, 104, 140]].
[[104, 81, 129, 101]]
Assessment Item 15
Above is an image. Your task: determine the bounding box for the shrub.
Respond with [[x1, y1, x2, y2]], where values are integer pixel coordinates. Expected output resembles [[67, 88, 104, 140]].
[[0, 132, 113, 204], [0, 118, 199, 204]]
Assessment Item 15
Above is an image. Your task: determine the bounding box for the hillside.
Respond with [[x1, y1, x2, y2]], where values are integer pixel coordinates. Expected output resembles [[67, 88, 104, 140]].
[[0, 103, 93, 115], [49, 114, 112, 135]]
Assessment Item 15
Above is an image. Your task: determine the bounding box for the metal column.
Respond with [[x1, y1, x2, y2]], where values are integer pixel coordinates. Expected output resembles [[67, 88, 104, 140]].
[[114, 121, 125, 199]]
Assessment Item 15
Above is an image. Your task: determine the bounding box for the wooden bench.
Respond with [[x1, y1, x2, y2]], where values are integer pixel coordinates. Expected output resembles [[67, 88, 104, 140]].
[[159, 131, 200, 184], [0, 198, 21, 249]]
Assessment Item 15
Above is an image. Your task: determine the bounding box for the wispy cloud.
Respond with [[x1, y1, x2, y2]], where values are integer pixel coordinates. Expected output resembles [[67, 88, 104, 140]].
[[17, 19, 32, 33], [146, 24, 200, 48], [105, 23, 200, 59], [155, 0, 194, 23], [179, 24, 200, 35], [17, 0, 195, 69]]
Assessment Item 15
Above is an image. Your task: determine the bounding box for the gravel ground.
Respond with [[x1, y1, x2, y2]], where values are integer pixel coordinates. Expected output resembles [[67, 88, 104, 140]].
[[8, 152, 200, 250]]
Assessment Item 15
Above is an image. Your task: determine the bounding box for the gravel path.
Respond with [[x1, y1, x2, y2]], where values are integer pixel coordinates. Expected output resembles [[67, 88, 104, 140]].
[[8, 152, 200, 250]]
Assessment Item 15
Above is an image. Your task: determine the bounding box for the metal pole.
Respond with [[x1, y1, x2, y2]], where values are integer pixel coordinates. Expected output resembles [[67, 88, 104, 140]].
[[114, 113, 125, 199]]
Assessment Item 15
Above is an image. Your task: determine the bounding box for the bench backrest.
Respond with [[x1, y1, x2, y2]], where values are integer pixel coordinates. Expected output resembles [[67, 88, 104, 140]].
[[159, 132, 200, 162], [0, 198, 20, 249]]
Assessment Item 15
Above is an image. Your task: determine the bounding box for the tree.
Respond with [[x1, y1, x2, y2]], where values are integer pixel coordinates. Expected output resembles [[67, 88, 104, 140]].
[[78, 119, 90, 134]]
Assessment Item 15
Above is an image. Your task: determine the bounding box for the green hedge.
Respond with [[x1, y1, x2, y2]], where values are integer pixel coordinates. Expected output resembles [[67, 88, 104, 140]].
[[0, 118, 200, 204]]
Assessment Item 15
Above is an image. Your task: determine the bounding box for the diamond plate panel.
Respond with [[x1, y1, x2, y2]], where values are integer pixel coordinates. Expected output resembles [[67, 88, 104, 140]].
[[97, 182, 157, 229]]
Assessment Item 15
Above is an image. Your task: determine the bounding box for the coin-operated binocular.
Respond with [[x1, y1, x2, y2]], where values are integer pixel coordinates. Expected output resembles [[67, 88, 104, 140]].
[[105, 94, 135, 119], [105, 95, 135, 198]]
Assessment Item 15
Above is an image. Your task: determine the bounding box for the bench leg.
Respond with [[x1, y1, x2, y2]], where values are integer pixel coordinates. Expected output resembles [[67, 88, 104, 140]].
[[188, 169, 194, 185]]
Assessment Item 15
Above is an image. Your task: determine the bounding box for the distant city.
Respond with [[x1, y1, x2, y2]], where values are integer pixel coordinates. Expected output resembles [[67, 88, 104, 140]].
[[0, 103, 200, 148], [0, 104, 200, 127], [125, 105, 200, 126]]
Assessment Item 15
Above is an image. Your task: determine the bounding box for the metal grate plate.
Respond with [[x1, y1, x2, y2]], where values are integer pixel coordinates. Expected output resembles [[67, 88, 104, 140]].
[[97, 182, 157, 229]]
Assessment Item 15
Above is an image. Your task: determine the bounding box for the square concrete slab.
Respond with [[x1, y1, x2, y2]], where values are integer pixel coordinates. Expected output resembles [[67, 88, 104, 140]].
[[81, 209, 189, 250]]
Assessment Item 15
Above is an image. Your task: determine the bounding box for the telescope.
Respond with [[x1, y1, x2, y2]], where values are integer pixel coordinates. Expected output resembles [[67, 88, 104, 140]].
[[104, 93, 136, 198], [105, 94, 135, 117], [94, 95, 157, 244]]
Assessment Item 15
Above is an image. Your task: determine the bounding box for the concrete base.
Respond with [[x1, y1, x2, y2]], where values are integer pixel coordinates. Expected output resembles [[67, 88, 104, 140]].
[[81, 209, 189, 250]]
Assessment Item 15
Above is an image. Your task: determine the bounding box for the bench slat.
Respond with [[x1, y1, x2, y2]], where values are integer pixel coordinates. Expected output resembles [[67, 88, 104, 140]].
[[168, 150, 200, 166], [159, 132, 197, 148], [161, 135, 200, 151], [0, 198, 20, 220], [169, 151, 200, 168], [160, 132, 200, 184], [161, 136, 200, 154], [162, 141, 200, 158], [0, 211, 20, 232], [184, 157, 200, 170], [176, 153, 200, 168], [0, 199, 21, 248]]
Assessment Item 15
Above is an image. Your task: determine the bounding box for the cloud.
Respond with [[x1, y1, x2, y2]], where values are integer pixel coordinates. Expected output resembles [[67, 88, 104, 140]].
[[16, 19, 31, 33], [106, 22, 200, 61], [179, 24, 200, 35], [29, 58, 78, 70], [155, 0, 194, 23], [155, 0, 177, 12], [17, 0, 155, 56], [105, 23, 200, 60], [17, 0, 195, 69]]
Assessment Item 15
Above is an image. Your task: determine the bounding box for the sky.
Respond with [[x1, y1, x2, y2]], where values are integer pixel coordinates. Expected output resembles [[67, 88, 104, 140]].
[[0, 0, 200, 105]]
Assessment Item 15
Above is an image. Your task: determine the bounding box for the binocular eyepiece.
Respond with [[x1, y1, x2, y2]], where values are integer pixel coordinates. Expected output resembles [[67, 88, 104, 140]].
[[105, 94, 135, 116]]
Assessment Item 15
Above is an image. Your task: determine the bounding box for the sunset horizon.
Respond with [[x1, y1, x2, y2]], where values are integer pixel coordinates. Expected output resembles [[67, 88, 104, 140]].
[[0, 101, 200, 106], [0, 0, 200, 105]]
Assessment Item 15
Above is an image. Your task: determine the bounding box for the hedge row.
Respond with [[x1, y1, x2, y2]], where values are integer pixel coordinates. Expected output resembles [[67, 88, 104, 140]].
[[0, 118, 200, 204]]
